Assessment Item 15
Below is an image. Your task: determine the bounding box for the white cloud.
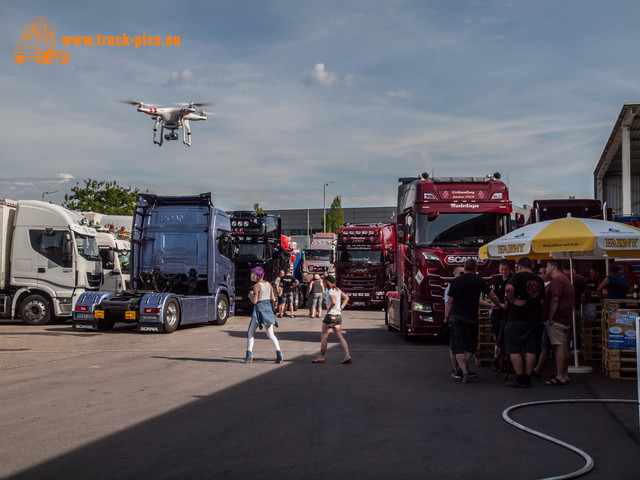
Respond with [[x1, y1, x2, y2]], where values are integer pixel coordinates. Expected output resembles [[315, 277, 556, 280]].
[[386, 89, 412, 99], [166, 67, 196, 86], [308, 63, 337, 87], [55, 173, 75, 182]]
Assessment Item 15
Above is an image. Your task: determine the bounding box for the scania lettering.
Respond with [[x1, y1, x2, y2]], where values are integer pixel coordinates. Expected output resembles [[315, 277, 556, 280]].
[[73, 193, 235, 333], [1, 198, 102, 325], [386, 173, 512, 339], [335, 223, 396, 308]]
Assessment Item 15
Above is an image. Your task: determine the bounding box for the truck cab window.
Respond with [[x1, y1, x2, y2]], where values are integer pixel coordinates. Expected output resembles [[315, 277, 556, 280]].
[[74, 233, 101, 261], [29, 230, 64, 265], [217, 231, 233, 259]]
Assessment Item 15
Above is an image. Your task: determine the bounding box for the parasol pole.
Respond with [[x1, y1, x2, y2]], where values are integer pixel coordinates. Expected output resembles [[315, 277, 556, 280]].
[[568, 254, 593, 374]]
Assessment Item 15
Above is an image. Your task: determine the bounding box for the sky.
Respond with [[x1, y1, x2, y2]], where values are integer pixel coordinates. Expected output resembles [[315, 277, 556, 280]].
[[1, 0, 638, 213]]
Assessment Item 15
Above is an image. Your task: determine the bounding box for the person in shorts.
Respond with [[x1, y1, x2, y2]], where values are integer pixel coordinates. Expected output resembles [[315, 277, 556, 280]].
[[445, 259, 501, 384], [544, 260, 575, 386], [307, 273, 325, 318], [504, 257, 545, 388], [312, 275, 351, 364], [278, 269, 299, 318]]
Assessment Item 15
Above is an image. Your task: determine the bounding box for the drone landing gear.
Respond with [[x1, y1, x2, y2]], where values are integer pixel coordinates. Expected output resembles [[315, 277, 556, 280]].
[[153, 117, 163, 146], [182, 119, 191, 147]]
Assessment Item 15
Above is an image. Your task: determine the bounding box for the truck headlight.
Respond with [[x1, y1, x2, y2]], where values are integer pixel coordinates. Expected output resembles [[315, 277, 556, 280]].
[[375, 291, 385, 296], [413, 302, 432, 313]]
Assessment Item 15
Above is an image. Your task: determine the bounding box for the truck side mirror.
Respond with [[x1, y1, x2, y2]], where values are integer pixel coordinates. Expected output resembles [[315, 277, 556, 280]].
[[104, 249, 116, 269], [62, 231, 73, 268]]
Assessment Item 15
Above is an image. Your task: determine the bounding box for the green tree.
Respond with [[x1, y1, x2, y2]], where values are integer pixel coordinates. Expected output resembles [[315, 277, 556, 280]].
[[253, 203, 265, 214], [62, 178, 141, 215], [321, 195, 344, 233]]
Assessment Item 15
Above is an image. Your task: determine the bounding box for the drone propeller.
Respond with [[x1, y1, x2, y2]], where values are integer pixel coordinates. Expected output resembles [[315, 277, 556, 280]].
[[119, 99, 143, 106], [178, 101, 214, 108]]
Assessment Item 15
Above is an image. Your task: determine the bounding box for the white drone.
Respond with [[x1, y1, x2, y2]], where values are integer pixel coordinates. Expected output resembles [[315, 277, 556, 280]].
[[120, 100, 212, 147]]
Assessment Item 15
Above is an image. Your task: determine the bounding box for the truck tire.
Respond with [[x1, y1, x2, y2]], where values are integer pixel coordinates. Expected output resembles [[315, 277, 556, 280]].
[[21, 294, 52, 325], [384, 303, 394, 332], [162, 298, 180, 333], [212, 295, 229, 326]]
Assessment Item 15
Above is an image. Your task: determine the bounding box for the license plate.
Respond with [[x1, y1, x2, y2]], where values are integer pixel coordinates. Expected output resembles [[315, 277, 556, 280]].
[[74, 313, 94, 319], [353, 302, 365, 306]]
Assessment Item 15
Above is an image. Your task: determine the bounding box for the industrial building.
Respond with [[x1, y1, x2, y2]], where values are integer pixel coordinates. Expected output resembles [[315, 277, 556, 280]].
[[595, 103, 640, 215]]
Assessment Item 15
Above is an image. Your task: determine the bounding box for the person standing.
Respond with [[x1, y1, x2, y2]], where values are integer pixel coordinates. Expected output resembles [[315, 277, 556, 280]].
[[312, 275, 351, 364], [504, 257, 545, 388], [544, 260, 575, 385], [445, 259, 501, 384], [597, 263, 628, 300], [274, 269, 286, 318], [444, 266, 464, 379], [307, 273, 325, 318], [486, 261, 511, 372], [278, 269, 299, 318], [241, 266, 283, 364]]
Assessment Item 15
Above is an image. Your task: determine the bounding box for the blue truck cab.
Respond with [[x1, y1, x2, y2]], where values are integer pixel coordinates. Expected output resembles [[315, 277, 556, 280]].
[[72, 193, 235, 333]]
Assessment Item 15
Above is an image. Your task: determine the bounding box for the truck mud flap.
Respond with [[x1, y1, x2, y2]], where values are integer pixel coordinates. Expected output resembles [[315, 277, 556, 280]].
[[73, 320, 99, 331], [138, 323, 163, 333]]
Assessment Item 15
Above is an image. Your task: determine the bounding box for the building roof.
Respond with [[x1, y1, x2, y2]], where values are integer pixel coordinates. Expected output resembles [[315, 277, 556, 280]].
[[594, 102, 640, 177]]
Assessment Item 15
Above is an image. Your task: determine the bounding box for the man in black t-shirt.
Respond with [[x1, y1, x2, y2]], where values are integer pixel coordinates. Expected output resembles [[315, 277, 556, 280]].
[[504, 257, 545, 388], [481, 260, 511, 371], [445, 259, 501, 384], [278, 269, 299, 318]]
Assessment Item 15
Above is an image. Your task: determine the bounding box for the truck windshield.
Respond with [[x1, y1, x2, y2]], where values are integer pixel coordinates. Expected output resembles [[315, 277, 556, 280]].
[[337, 250, 382, 264], [305, 249, 331, 261], [415, 212, 503, 247], [75, 234, 101, 261], [237, 244, 266, 261], [118, 251, 131, 274]]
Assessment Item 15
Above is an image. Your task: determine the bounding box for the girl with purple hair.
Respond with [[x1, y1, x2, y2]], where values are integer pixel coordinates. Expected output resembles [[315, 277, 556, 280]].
[[241, 266, 283, 364]]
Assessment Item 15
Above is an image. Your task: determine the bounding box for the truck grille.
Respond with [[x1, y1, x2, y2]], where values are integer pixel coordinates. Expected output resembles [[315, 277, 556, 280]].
[[341, 272, 376, 289]]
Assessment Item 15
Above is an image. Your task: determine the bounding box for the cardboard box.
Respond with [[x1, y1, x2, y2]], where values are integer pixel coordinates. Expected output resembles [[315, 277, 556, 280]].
[[606, 307, 638, 350]]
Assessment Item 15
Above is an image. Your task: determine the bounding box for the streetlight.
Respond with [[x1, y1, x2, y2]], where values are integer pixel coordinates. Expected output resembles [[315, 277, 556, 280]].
[[323, 181, 333, 232], [41, 190, 57, 202]]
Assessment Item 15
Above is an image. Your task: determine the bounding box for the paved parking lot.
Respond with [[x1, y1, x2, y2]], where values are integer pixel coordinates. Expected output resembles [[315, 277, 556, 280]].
[[1, 310, 639, 479]]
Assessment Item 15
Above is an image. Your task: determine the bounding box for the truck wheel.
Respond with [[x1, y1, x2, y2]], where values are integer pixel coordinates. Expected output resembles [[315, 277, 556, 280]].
[[384, 304, 394, 332], [21, 294, 52, 325], [162, 298, 180, 333], [13, 53, 24, 63], [212, 295, 229, 325]]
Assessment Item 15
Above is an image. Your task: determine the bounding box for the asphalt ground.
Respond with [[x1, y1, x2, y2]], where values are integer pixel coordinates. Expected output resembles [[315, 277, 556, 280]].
[[0, 310, 638, 480]]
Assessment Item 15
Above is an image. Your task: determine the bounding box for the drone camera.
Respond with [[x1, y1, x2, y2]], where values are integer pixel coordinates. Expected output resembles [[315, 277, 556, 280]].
[[164, 132, 179, 141]]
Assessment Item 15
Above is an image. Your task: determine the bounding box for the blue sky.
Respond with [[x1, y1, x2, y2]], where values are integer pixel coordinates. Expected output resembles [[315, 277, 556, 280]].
[[2, 1, 638, 211]]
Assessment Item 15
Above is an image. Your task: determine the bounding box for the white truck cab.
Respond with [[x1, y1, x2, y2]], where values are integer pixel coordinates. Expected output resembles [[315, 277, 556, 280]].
[[1, 199, 102, 324]]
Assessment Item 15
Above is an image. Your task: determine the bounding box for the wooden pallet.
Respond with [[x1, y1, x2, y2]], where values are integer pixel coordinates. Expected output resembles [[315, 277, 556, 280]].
[[602, 348, 637, 380]]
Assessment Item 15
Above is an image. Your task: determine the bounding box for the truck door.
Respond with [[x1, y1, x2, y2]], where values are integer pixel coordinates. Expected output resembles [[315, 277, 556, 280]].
[[216, 230, 235, 290], [29, 229, 76, 294]]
